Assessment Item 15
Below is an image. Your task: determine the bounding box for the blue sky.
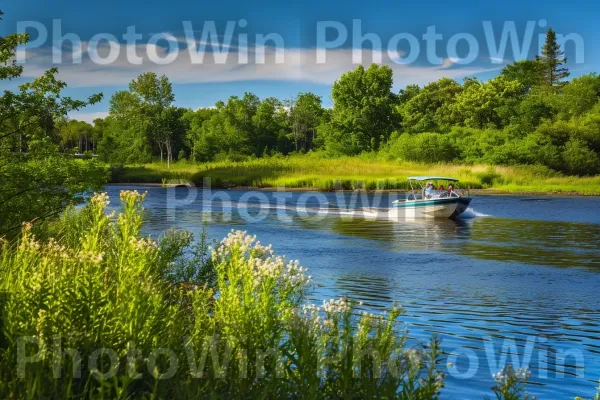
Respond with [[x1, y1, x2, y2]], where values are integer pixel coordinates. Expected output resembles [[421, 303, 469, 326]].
[[2, 0, 599, 122]]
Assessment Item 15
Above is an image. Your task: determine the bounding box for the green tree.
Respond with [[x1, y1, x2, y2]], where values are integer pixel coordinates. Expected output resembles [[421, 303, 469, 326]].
[[181, 108, 218, 161], [0, 10, 106, 234], [56, 119, 95, 153], [537, 28, 570, 88], [558, 73, 600, 117], [398, 77, 463, 133], [252, 97, 289, 155], [101, 73, 180, 166], [501, 60, 545, 92], [98, 90, 152, 163], [328, 64, 398, 153], [288, 92, 323, 152], [128, 73, 176, 167], [561, 138, 600, 175], [452, 76, 524, 129], [195, 94, 260, 161]]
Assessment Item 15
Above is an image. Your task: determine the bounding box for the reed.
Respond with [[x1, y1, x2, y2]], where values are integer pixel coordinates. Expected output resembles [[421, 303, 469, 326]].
[[111, 154, 600, 195]]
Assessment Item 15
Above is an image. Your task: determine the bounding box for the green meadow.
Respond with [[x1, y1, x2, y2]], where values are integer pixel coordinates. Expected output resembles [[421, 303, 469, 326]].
[[111, 155, 600, 195]]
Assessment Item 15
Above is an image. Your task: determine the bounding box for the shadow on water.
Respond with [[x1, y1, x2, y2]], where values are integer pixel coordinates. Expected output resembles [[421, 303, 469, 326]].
[[459, 218, 600, 269], [298, 215, 600, 269]]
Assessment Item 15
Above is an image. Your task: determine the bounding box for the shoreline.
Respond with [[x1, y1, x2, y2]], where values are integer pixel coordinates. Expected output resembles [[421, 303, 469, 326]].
[[105, 183, 598, 197]]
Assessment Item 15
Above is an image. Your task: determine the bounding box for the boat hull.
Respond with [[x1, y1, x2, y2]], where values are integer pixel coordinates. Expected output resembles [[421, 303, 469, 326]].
[[388, 197, 472, 220]]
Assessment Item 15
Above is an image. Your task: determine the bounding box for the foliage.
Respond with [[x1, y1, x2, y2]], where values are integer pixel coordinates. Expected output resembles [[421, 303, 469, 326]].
[[451, 76, 524, 129], [98, 73, 186, 168], [562, 138, 600, 175], [111, 154, 600, 194], [538, 27, 570, 88], [5, 21, 600, 179], [326, 64, 398, 153], [0, 10, 107, 235], [491, 365, 532, 400], [288, 92, 324, 152], [397, 78, 462, 133], [500, 60, 545, 92], [0, 191, 445, 398]]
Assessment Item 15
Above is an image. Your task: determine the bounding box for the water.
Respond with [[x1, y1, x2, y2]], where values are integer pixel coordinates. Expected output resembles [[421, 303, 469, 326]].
[[106, 185, 600, 399]]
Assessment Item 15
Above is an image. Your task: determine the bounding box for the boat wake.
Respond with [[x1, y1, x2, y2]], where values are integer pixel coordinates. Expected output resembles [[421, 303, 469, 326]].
[[458, 208, 490, 219]]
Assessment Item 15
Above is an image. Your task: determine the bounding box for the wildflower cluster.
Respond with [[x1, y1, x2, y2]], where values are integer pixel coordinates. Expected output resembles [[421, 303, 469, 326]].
[[77, 250, 104, 264], [322, 297, 352, 314], [297, 298, 354, 331], [90, 192, 110, 207], [129, 236, 158, 252], [18, 225, 40, 252], [212, 230, 312, 289], [493, 365, 531, 383], [492, 364, 534, 400], [118, 190, 146, 204]]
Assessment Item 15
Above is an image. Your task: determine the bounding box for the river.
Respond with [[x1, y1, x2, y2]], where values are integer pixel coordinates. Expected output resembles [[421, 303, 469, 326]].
[[105, 185, 600, 399]]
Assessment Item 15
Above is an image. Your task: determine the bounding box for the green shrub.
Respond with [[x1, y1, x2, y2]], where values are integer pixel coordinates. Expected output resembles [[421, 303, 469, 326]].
[[477, 166, 501, 187], [0, 191, 445, 399], [562, 138, 600, 175]]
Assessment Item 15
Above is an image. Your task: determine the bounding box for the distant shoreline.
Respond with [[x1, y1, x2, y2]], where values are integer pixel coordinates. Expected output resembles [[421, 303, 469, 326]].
[[105, 183, 597, 197], [107, 159, 600, 197]]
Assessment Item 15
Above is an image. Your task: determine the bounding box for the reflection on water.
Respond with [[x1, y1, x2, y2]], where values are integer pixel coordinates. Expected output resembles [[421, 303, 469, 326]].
[[313, 216, 600, 269], [460, 218, 600, 268], [104, 186, 600, 399]]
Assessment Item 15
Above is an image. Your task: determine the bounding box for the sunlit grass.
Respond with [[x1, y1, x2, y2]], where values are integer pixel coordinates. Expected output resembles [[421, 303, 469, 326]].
[[112, 154, 600, 194]]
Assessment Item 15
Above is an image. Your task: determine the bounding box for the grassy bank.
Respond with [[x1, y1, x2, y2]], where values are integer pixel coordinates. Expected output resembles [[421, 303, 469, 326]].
[[109, 154, 600, 195]]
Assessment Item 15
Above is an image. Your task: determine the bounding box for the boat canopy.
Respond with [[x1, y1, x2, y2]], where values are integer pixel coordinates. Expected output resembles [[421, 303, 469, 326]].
[[407, 176, 460, 182]]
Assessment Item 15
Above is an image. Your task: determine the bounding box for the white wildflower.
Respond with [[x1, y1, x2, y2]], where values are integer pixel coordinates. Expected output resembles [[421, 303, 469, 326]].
[[90, 192, 110, 207]]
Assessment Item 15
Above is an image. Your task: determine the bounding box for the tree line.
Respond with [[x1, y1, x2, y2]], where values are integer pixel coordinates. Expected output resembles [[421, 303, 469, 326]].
[[31, 28, 600, 177]]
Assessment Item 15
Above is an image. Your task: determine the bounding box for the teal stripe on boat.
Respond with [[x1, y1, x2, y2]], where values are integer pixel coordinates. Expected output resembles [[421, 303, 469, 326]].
[[393, 198, 460, 208]]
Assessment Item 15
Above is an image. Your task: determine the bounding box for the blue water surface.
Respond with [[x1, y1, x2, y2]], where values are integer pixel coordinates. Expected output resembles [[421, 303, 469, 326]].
[[105, 186, 600, 399]]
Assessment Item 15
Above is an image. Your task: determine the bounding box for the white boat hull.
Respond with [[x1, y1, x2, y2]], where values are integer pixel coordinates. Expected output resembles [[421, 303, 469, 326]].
[[387, 197, 471, 220]]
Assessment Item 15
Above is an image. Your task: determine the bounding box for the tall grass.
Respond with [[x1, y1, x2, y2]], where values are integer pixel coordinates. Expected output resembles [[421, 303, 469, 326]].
[[111, 154, 600, 194], [0, 191, 445, 399]]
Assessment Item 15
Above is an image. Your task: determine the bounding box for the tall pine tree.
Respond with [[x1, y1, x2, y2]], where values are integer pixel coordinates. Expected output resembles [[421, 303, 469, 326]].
[[537, 28, 570, 88]]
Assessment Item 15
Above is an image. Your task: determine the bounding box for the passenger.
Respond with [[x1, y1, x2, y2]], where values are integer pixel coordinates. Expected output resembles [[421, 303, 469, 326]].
[[437, 184, 446, 197], [424, 182, 434, 198]]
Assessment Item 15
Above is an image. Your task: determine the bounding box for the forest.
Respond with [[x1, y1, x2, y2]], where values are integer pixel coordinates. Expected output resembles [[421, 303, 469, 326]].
[[50, 28, 600, 177]]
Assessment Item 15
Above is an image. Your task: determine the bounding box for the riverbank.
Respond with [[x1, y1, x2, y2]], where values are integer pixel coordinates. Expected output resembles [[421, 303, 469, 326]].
[[106, 183, 595, 197], [108, 155, 600, 196]]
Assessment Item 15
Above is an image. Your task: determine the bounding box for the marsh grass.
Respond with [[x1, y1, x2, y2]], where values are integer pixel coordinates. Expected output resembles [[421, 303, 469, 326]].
[[0, 191, 445, 399], [112, 154, 600, 194]]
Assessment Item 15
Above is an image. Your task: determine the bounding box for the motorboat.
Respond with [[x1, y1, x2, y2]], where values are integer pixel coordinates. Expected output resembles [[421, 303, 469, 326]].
[[389, 176, 472, 219]]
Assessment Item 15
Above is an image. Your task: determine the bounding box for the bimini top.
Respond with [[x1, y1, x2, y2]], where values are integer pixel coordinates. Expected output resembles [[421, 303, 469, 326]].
[[407, 176, 460, 182]]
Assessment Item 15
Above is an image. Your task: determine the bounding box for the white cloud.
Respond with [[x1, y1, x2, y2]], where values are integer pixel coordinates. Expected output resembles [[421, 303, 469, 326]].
[[19, 41, 496, 90], [490, 56, 506, 64], [68, 111, 109, 123]]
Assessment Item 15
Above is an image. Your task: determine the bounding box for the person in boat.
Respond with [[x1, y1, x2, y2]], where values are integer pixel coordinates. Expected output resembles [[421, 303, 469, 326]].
[[424, 182, 434, 198], [437, 184, 446, 197]]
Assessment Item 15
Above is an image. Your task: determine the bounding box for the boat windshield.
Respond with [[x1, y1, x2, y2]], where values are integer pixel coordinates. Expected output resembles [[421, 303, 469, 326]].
[[406, 177, 468, 200]]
